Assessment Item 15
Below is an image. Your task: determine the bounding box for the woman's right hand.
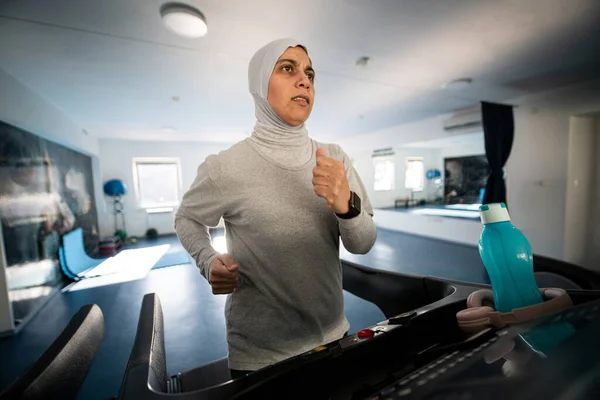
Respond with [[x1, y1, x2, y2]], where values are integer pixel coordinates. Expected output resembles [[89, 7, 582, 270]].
[[209, 254, 239, 294]]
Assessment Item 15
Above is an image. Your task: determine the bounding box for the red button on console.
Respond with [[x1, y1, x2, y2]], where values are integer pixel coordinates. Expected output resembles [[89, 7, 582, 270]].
[[357, 329, 374, 338]]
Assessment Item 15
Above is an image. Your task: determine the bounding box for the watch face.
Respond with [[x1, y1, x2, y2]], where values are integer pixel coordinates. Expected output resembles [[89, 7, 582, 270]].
[[351, 191, 361, 214], [337, 192, 362, 219]]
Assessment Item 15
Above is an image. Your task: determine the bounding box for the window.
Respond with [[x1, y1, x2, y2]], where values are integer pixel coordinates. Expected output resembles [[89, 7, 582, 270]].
[[132, 158, 182, 209], [373, 157, 395, 191], [405, 158, 424, 191]]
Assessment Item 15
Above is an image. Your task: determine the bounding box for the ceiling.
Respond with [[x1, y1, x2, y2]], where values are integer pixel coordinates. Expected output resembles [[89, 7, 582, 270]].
[[1, 0, 599, 144], [402, 132, 484, 149]]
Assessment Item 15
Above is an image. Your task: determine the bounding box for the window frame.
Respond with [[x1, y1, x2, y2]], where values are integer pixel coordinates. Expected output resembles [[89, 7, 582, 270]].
[[405, 157, 425, 192], [131, 157, 183, 210], [373, 156, 395, 192]]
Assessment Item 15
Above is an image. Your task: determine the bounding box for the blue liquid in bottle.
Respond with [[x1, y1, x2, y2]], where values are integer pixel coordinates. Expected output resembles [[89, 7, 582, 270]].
[[478, 203, 543, 313], [519, 320, 576, 358]]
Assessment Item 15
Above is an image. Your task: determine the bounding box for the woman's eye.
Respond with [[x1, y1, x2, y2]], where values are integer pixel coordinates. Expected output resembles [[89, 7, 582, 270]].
[[282, 65, 293, 73], [307, 73, 315, 81]]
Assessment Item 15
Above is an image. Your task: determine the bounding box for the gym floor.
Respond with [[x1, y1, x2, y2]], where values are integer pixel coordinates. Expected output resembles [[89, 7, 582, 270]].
[[0, 228, 488, 399]]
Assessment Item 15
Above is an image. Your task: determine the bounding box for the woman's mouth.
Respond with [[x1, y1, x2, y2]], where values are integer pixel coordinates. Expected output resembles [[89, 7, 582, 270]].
[[292, 96, 310, 105]]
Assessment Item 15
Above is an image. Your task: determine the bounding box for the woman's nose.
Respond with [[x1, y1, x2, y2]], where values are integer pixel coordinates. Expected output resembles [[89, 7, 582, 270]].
[[297, 73, 311, 89]]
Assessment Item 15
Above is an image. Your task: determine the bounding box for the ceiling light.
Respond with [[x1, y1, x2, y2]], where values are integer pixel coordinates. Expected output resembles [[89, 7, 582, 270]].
[[356, 56, 370, 67], [160, 3, 207, 38], [443, 78, 473, 90]]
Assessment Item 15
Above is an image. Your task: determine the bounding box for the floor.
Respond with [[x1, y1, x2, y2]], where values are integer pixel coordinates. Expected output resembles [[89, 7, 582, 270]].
[[128, 228, 489, 284], [1, 264, 230, 399], [341, 228, 488, 284], [380, 205, 480, 221], [0, 228, 489, 399], [124, 234, 194, 268]]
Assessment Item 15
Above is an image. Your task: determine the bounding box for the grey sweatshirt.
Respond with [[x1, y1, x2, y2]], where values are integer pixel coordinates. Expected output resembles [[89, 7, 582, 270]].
[[175, 137, 377, 371]]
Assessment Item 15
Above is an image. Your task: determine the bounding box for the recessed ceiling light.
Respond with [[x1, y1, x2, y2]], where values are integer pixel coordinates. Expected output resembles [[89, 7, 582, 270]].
[[356, 56, 370, 67], [160, 3, 207, 38], [442, 78, 473, 90]]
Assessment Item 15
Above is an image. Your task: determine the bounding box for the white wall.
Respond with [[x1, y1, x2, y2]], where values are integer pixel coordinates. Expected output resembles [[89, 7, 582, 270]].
[[0, 225, 13, 333], [340, 97, 600, 259], [0, 66, 105, 236], [97, 139, 233, 238], [505, 106, 572, 260], [0, 68, 98, 156], [563, 116, 596, 266], [0, 67, 102, 334], [586, 115, 600, 270], [345, 120, 487, 245], [341, 114, 452, 156], [358, 148, 441, 208], [373, 209, 481, 246], [439, 140, 485, 160]]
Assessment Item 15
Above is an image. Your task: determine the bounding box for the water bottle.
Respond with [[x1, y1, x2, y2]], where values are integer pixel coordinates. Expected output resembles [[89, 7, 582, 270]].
[[479, 202, 543, 313]]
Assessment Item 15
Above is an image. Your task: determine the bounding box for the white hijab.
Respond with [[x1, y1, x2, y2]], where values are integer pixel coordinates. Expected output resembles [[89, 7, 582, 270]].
[[246, 38, 313, 168]]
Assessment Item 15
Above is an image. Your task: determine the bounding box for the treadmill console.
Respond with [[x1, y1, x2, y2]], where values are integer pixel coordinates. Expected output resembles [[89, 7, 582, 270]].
[[366, 298, 600, 400]]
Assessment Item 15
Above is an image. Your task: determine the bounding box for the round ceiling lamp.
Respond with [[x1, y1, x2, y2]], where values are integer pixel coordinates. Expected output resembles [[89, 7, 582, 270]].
[[160, 3, 207, 38], [355, 56, 370, 67]]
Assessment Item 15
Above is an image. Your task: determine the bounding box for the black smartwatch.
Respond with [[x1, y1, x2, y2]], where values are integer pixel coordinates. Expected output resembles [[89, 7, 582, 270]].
[[336, 191, 361, 219]]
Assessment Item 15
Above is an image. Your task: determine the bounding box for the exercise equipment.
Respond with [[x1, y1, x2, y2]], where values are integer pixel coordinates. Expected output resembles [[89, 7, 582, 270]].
[[114, 229, 127, 243], [146, 228, 159, 240], [60, 228, 106, 277], [103, 179, 128, 239], [58, 246, 77, 280], [456, 287, 572, 333], [115, 275, 600, 399], [0, 304, 104, 400], [533, 253, 600, 290], [98, 235, 123, 257], [426, 168, 443, 203]]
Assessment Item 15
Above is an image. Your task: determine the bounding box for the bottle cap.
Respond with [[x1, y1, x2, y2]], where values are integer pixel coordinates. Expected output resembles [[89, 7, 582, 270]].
[[479, 202, 511, 224]]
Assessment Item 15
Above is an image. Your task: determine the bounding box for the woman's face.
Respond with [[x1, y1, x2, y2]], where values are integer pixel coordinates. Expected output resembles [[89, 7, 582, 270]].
[[267, 46, 315, 126]]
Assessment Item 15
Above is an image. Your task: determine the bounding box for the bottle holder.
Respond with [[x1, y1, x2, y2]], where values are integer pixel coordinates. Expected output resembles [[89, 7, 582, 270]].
[[456, 288, 573, 333]]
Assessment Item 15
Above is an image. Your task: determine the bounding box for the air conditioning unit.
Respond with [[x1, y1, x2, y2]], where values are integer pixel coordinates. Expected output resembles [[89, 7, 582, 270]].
[[443, 106, 482, 133]]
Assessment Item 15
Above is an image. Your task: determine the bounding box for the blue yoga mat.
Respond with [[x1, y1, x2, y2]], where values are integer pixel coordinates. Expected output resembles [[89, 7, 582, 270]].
[[153, 250, 194, 269], [61, 228, 107, 277]]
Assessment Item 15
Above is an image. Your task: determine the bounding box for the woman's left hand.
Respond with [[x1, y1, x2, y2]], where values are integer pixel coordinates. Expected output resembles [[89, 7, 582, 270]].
[[312, 148, 351, 214]]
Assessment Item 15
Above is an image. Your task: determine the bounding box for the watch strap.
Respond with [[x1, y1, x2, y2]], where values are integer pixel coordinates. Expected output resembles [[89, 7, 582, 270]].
[[336, 191, 361, 219]]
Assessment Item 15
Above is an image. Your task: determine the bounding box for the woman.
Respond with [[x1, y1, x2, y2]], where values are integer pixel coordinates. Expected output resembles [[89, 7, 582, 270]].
[[175, 38, 377, 378]]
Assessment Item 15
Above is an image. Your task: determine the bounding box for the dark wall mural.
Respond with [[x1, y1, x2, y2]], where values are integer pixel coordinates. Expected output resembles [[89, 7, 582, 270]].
[[444, 155, 491, 204], [0, 120, 99, 326]]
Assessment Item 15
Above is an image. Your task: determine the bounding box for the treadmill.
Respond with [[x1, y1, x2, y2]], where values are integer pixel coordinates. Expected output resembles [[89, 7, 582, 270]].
[[116, 270, 600, 400]]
